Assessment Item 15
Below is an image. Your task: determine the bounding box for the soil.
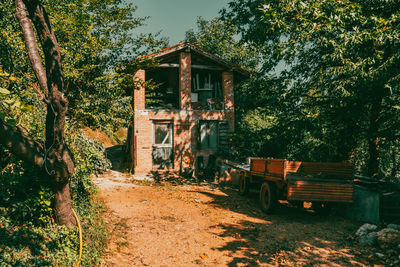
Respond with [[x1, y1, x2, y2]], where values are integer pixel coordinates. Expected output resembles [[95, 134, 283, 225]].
[[84, 127, 117, 148], [93, 170, 388, 267]]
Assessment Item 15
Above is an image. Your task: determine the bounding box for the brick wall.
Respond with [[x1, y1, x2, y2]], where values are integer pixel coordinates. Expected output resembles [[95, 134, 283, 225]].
[[179, 52, 191, 109], [131, 56, 236, 175], [132, 110, 234, 175], [222, 71, 235, 131], [133, 69, 145, 110], [132, 111, 153, 174]]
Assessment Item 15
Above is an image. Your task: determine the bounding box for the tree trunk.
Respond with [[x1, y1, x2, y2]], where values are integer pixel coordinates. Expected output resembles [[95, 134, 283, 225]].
[[366, 91, 384, 178], [54, 182, 76, 228], [391, 145, 398, 178], [10, 0, 76, 227]]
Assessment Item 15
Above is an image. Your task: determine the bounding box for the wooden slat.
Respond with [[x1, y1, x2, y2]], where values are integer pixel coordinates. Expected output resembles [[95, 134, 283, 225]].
[[288, 188, 353, 193], [286, 161, 302, 173], [284, 161, 354, 180], [250, 158, 267, 173], [299, 162, 353, 179], [288, 180, 354, 203], [266, 159, 285, 177], [288, 189, 353, 193], [288, 181, 353, 187], [250, 158, 285, 178], [287, 195, 353, 203], [250, 159, 355, 204], [288, 187, 353, 192]]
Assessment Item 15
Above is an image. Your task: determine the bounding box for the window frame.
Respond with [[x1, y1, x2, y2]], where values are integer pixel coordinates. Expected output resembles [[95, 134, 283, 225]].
[[199, 120, 219, 150], [152, 120, 174, 168]]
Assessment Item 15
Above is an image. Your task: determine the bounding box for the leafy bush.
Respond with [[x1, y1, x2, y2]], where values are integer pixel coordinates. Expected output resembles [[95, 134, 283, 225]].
[[0, 130, 110, 266], [67, 130, 111, 201]]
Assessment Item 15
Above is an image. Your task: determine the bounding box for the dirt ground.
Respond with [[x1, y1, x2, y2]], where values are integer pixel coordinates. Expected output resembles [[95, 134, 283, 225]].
[[92, 169, 390, 267]]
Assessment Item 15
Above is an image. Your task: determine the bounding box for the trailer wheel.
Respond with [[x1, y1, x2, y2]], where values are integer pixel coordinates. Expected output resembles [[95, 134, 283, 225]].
[[238, 172, 249, 196], [259, 182, 277, 213]]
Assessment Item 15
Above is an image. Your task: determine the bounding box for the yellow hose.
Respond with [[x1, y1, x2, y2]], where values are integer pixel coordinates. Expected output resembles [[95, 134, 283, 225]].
[[71, 208, 83, 267]]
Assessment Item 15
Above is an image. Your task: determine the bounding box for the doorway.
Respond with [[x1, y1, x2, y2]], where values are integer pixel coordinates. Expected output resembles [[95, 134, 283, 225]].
[[152, 121, 174, 169]]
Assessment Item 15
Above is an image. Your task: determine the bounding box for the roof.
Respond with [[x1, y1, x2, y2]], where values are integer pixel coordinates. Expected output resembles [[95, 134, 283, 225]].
[[138, 42, 251, 78]]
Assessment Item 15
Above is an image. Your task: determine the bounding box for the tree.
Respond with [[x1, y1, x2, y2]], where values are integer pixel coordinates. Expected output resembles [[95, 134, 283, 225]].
[[222, 0, 400, 177], [1, 0, 168, 133], [0, 0, 168, 227], [185, 17, 259, 71], [46, 0, 168, 130], [0, 0, 76, 227]]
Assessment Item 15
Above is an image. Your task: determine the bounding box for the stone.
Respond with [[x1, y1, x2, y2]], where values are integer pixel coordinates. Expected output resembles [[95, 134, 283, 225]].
[[356, 223, 378, 237], [358, 231, 377, 246], [376, 228, 400, 249], [387, 224, 400, 231]]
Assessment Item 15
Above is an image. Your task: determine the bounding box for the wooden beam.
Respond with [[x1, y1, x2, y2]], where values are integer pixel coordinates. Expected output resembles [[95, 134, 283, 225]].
[[158, 63, 225, 71], [192, 64, 225, 70], [158, 63, 179, 68]]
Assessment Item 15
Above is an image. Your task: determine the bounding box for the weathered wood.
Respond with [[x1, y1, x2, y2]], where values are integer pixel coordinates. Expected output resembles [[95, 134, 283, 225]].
[[287, 180, 354, 202], [248, 158, 355, 204]]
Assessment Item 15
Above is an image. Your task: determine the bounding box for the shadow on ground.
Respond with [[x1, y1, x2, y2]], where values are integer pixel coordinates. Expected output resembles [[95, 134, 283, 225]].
[[190, 188, 377, 266]]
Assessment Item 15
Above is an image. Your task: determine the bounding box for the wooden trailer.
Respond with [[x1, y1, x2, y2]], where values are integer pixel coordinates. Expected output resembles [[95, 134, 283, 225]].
[[236, 158, 354, 212]]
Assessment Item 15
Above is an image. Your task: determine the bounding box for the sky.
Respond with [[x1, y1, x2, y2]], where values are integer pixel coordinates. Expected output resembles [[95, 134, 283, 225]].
[[131, 0, 231, 45]]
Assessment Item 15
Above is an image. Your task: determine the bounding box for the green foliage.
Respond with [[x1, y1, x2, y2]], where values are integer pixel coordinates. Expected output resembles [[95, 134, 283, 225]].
[[0, 161, 76, 266], [0, 0, 149, 264], [185, 17, 259, 71], [0, 130, 109, 266], [0, 0, 168, 132], [67, 128, 112, 201], [47, 0, 168, 130], [222, 0, 400, 178], [0, 202, 106, 266], [0, 123, 110, 265], [0, 163, 52, 226]]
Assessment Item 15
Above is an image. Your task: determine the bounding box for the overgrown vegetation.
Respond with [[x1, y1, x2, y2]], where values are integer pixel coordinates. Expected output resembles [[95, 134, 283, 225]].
[[1, 0, 399, 264], [186, 0, 400, 180], [0, 128, 109, 266], [0, 0, 167, 265]]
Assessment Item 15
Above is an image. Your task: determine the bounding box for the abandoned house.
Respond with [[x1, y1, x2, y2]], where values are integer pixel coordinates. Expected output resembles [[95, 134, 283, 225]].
[[127, 42, 250, 175]]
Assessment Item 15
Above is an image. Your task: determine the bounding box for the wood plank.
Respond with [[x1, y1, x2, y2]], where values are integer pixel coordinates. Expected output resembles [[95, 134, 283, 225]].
[[288, 193, 354, 198], [288, 188, 353, 193], [288, 186, 353, 189], [288, 183, 353, 189], [288, 195, 353, 198], [288, 196, 353, 203]]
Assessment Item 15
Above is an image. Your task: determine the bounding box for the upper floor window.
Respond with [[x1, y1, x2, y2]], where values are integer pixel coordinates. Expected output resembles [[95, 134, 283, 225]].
[[191, 70, 223, 110], [145, 68, 179, 109]]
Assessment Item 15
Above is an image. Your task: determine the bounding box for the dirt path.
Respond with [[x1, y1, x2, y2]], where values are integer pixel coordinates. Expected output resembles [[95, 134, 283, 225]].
[[94, 171, 376, 266]]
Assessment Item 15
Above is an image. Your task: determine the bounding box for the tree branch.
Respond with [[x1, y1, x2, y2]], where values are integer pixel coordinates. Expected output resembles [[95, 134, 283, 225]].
[[0, 119, 45, 168], [15, 0, 49, 101]]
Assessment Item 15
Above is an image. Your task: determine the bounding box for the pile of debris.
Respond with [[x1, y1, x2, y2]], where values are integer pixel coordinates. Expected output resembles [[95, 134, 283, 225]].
[[355, 223, 400, 265]]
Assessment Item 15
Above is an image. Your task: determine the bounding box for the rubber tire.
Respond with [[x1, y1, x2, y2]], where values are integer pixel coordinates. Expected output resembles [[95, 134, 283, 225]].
[[259, 182, 277, 213], [238, 172, 250, 196]]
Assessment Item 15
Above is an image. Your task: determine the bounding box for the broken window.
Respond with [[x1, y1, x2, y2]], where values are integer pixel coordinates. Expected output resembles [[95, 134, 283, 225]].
[[199, 121, 218, 149], [153, 122, 174, 168], [191, 70, 223, 110]]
